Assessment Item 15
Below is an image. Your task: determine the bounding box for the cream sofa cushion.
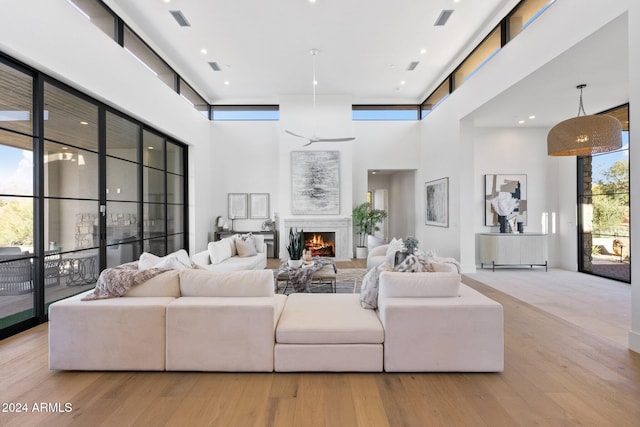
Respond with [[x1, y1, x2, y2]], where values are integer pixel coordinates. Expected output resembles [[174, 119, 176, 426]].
[[207, 240, 232, 265], [124, 270, 181, 297], [179, 269, 274, 297], [277, 294, 384, 344], [379, 271, 460, 298]]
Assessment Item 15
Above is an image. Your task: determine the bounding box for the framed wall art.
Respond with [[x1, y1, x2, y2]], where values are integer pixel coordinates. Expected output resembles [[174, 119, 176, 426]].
[[425, 177, 449, 227], [291, 151, 340, 215], [249, 193, 269, 219], [484, 174, 527, 226], [228, 193, 248, 219]]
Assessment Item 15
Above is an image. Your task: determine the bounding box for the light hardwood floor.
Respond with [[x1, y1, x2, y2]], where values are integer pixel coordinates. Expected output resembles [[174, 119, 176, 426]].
[[1, 265, 639, 426]]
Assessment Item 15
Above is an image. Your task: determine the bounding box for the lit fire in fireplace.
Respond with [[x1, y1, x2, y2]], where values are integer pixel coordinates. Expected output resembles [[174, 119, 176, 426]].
[[304, 233, 335, 257]]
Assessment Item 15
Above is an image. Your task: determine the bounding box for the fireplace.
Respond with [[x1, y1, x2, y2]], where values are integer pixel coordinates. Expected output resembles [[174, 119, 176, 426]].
[[303, 232, 335, 257], [283, 218, 350, 261]]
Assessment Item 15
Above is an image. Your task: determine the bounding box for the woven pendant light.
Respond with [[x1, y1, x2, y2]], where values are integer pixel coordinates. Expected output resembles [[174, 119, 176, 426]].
[[547, 84, 622, 156]]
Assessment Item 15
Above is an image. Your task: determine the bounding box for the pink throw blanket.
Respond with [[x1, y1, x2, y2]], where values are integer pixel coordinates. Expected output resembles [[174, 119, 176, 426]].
[[81, 262, 169, 301]]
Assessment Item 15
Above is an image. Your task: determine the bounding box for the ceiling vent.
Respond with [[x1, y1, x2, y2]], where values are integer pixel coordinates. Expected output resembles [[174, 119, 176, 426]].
[[208, 62, 221, 71], [170, 10, 191, 27], [406, 61, 419, 71], [434, 9, 454, 26]]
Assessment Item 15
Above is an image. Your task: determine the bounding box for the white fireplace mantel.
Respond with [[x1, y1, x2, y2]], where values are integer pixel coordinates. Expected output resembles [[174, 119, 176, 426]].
[[282, 217, 352, 261]]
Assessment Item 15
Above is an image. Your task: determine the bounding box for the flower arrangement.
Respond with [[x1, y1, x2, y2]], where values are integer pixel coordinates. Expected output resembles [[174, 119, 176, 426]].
[[490, 194, 519, 233], [490, 194, 519, 217]]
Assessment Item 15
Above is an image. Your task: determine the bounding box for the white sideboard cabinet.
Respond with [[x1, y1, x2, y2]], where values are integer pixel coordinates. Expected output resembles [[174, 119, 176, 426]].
[[478, 233, 548, 271]]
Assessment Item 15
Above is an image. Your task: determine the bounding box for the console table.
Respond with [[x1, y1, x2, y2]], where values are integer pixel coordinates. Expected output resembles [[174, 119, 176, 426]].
[[478, 233, 548, 271]]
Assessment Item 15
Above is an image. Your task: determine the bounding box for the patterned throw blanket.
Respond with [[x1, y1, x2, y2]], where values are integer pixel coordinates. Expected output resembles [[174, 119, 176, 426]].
[[281, 257, 337, 292], [81, 262, 169, 301]]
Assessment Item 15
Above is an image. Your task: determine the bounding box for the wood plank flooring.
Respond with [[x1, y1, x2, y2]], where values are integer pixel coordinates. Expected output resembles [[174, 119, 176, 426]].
[[1, 268, 640, 426]]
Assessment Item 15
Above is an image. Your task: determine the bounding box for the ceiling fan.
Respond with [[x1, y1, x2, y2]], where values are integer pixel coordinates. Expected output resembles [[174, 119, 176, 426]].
[[285, 49, 356, 146]]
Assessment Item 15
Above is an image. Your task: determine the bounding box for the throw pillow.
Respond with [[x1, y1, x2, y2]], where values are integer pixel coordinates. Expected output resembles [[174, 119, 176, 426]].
[[138, 249, 192, 271], [360, 262, 391, 309], [225, 235, 239, 256], [385, 238, 404, 265], [208, 240, 232, 265], [138, 252, 161, 270], [236, 233, 258, 257], [154, 250, 192, 271]]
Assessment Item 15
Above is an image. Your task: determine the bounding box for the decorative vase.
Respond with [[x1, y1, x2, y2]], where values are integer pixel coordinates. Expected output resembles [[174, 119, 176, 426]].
[[355, 246, 368, 259], [287, 259, 303, 268], [498, 215, 510, 233], [517, 221, 524, 233]]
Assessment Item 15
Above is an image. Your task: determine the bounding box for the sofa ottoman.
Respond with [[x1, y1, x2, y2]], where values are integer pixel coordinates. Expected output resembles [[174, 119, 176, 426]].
[[275, 293, 384, 372]]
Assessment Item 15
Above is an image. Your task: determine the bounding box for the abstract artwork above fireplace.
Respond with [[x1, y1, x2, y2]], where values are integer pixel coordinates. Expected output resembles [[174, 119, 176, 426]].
[[291, 151, 340, 215]]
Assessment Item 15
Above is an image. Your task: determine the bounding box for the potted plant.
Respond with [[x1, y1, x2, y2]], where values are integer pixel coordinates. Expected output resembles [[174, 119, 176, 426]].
[[395, 236, 419, 266], [352, 202, 388, 259], [286, 228, 304, 268]]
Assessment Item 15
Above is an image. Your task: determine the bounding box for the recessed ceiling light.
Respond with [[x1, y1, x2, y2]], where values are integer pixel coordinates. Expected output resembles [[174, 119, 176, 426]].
[[529, 115, 536, 119], [200, 48, 207, 54], [400, 81, 406, 85], [80, 121, 88, 125], [518, 120, 525, 124], [148, 146, 154, 150], [224, 81, 230, 85], [313, 80, 318, 86], [420, 48, 427, 54], [309, 0, 317, 3]]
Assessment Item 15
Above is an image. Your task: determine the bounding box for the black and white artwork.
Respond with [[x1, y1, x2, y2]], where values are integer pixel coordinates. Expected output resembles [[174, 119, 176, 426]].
[[484, 174, 527, 226], [291, 151, 340, 215], [425, 177, 449, 227]]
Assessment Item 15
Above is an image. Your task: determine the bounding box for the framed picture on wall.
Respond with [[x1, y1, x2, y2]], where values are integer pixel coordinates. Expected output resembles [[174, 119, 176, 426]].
[[484, 174, 527, 226], [291, 151, 340, 215], [228, 193, 248, 219], [425, 177, 449, 227], [249, 193, 269, 219]]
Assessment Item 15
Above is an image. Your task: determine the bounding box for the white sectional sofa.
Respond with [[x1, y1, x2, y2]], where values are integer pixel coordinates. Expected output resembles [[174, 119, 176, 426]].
[[49, 266, 503, 373], [191, 234, 267, 272]]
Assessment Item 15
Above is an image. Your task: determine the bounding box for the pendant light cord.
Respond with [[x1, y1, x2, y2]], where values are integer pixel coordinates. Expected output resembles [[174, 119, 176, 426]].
[[577, 84, 587, 117]]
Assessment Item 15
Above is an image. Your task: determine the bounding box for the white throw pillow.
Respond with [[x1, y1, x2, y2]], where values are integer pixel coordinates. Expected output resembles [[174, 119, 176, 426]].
[[385, 238, 404, 265], [139, 249, 192, 271], [138, 252, 161, 270], [253, 234, 265, 253], [236, 234, 258, 257], [224, 236, 238, 256], [208, 240, 232, 265]]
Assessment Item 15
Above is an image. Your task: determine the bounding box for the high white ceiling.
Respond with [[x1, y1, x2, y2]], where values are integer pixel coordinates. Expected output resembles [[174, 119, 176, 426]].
[[102, 0, 628, 128], [104, 0, 514, 105]]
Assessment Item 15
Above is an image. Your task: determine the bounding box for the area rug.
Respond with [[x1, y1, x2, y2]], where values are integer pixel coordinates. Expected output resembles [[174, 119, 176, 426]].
[[274, 268, 366, 294]]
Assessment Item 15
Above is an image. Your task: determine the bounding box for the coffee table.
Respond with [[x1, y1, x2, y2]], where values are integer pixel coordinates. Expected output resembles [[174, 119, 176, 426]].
[[276, 260, 337, 294]]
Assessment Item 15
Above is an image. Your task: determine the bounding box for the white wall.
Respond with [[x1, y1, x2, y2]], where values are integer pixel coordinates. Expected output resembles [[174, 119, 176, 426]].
[[211, 121, 280, 235], [472, 127, 575, 268]]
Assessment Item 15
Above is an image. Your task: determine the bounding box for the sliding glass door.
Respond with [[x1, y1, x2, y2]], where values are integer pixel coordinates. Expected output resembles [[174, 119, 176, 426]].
[[578, 105, 630, 283], [0, 54, 188, 338]]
